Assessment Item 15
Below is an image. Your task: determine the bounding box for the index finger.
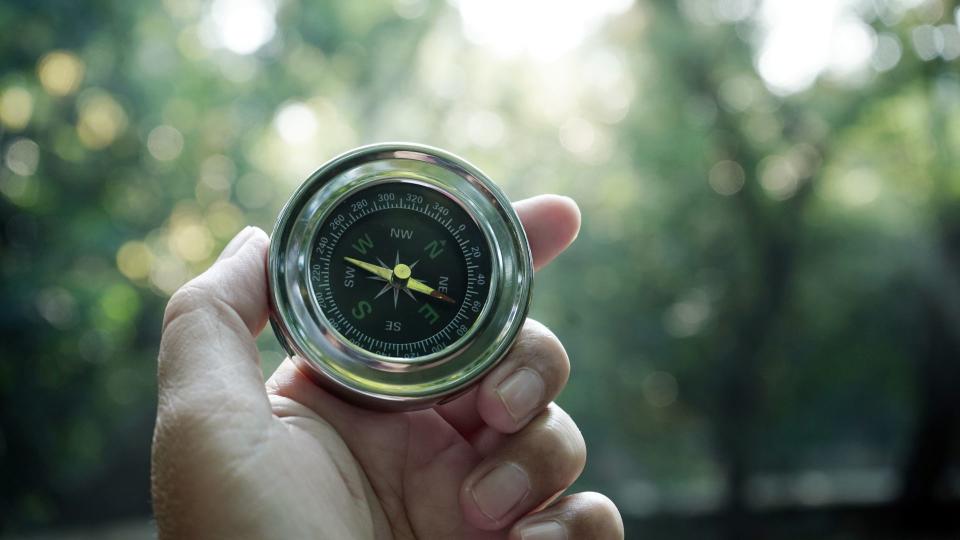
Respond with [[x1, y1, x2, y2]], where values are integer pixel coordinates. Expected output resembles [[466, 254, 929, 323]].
[[513, 195, 581, 270]]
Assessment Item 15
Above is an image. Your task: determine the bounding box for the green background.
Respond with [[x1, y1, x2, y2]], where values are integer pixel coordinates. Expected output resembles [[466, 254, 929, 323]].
[[1, 0, 959, 538]]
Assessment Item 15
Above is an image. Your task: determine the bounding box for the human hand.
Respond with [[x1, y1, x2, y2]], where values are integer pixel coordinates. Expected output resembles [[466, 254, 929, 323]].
[[152, 195, 624, 539]]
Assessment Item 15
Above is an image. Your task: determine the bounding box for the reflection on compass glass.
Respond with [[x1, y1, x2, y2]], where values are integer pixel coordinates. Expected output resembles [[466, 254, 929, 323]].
[[310, 182, 492, 358]]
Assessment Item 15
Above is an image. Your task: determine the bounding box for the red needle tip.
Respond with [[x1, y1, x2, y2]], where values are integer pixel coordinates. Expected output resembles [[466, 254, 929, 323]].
[[431, 290, 456, 304]]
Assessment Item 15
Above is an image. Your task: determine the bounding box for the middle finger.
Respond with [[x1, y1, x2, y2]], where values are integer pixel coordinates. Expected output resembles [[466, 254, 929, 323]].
[[476, 319, 571, 433], [459, 404, 586, 531]]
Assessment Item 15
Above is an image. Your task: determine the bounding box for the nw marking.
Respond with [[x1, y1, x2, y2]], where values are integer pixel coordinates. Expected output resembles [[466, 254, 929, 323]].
[[390, 228, 414, 240]]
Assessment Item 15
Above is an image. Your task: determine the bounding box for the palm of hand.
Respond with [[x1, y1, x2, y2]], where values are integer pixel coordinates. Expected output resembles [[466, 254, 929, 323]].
[[154, 340, 495, 539], [264, 387, 496, 539]]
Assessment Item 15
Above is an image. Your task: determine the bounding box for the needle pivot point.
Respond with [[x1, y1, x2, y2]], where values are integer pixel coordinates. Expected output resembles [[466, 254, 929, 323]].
[[392, 263, 411, 285]]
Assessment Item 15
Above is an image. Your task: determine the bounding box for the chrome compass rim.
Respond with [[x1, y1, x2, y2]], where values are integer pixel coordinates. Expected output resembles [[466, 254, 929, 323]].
[[268, 142, 533, 410]]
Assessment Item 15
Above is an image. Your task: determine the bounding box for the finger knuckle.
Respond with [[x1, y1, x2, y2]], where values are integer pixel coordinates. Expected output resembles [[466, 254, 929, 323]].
[[155, 390, 215, 435], [581, 492, 622, 523], [518, 321, 570, 385], [556, 492, 623, 539], [163, 282, 214, 332], [536, 405, 587, 473]]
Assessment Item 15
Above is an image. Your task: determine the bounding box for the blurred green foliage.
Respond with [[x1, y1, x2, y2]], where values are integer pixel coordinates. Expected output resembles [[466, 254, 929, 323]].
[[1, 0, 959, 537]]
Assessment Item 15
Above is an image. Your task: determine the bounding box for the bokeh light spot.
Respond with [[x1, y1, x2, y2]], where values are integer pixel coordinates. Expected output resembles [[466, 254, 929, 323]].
[[759, 154, 800, 200], [872, 34, 902, 72], [201, 0, 277, 55], [559, 117, 597, 157], [147, 125, 184, 161], [150, 256, 190, 295], [274, 102, 318, 145], [709, 160, 746, 196], [584, 49, 634, 124], [35, 287, 78, 329], [169, 222, 215, 262], [99, 283, 141, 324], [939, 24, 960, 61], [455, 0, 634, 60], [642, 371, 679, 408], [719, 75, 760, 113], [76, 90, 128, 149], [664, 291, 711, 337], [0, 86, 34, 130], [5, 138, 40, 177], [200, 154, 236, 191], [205, 201, 245, 239], [37, 50, 85, 97], [911, 24, 942, 61], [826, 18, 875, 79], [466, 110, 505, 148], [196, 154, 235, 204], [756, 1, 875, 94], [0, 174, 39, 206], [162, 0, 203, 19], [823, 167, 881, 207], [116, 241, 154, 281], [236, 172, 273, 209]]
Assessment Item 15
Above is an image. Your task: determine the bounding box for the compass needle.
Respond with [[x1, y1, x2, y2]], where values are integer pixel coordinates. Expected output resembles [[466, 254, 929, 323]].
[[406, 276, 457, 304], [344, 256, 393, 280]]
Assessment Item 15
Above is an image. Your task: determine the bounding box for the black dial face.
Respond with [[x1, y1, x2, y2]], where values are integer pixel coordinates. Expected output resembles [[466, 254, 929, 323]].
[[310, 182, 492, 358]]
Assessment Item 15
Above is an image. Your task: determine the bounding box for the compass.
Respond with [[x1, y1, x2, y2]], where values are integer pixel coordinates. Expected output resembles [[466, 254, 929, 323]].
[[268, 143, 533, 410]]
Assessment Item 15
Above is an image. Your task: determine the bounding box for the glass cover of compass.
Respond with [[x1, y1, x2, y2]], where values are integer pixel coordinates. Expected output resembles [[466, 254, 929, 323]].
[[268, 143, 532, 410]]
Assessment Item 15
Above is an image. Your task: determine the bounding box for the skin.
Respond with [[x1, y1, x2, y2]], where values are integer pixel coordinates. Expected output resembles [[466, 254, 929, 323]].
[[152, 195, 625, 539]]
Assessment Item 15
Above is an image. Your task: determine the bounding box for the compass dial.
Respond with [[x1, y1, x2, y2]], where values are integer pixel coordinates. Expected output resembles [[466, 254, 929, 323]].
[[310, 182, 492, 358]]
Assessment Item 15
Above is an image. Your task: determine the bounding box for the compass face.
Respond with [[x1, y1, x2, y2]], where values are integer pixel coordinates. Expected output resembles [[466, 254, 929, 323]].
[[310, 182, 492, 358]]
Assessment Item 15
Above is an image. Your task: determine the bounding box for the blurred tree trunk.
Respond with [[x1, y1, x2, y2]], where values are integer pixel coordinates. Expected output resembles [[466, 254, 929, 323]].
[[651, 5, 927, 538], [645, 4, 815, 538], [897, 42, 960, 524], [899, 277, 960, 526]]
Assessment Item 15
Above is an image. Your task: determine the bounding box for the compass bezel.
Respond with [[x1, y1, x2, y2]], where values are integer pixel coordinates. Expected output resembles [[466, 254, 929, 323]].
[[268, 143, 533, 410]]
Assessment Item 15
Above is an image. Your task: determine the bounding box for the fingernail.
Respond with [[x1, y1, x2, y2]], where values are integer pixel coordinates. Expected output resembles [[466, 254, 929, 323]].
[[496, 368, 545, 422], [470, 463, 530, 522], [217, 226, 253, 262], [521, 520, 567, 540]]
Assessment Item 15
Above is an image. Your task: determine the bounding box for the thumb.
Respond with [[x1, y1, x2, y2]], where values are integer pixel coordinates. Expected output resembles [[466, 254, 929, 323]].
[[157, 226, 272, 423]]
